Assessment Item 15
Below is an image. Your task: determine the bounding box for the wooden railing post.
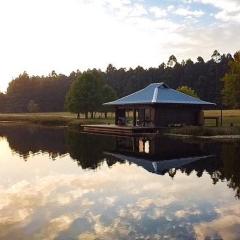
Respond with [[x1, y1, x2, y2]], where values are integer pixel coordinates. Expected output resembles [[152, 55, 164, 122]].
[[133, 108, 136, 126]]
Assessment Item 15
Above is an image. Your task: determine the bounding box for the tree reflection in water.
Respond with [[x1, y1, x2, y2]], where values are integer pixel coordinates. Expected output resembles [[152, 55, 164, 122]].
[[0, 123, 240, 198]]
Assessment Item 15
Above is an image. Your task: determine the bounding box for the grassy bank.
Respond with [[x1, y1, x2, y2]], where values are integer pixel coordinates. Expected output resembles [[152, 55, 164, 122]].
[[167, 109, 240, 137], [204, 109, 240, 127], [169, 126, 240, 137], [0, 110, 240, 135], [0, 112, 115, 129]]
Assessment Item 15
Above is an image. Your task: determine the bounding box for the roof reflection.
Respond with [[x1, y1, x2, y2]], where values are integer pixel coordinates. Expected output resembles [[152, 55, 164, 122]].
[[0, 124, 240, 198]]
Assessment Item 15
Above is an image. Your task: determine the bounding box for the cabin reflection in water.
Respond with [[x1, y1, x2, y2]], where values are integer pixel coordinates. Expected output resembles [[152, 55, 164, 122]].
[[138, 139, 150, 153], [105, 136, 213, 177], [0, 124, 240, 198]]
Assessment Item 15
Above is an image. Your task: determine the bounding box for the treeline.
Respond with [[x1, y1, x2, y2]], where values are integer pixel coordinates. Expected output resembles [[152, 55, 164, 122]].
[[0, 71, 80, 112], [0, 50, 238, 113], [106, 50, 231, 105]]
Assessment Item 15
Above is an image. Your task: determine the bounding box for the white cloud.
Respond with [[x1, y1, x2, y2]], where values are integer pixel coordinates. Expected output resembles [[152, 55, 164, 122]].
[[194, 203, 240, 240], [0, 0, 180, 92], [130, 3, 148, 17], [167, 5, 175, 11], [195, 0, 240, 23], [0, 0, 239, 92], [175, 7, 205, 17], [149, 6, 167, 18], [175, 209, 201, 218], [196, 0, 240, 11]]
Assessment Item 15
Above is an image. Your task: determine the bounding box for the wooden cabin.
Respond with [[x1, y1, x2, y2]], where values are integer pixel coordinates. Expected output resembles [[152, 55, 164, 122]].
[[104, 83, 215, 127]]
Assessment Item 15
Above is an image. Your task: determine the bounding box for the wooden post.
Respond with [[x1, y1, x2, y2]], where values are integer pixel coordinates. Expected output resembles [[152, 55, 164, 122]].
[[115, 108, 118, 125], [198, 110, 204, 126], [133, 108, 136, 126], [143, 108, 145, 127], [216, 117, 219, 127], [220, 107, 223, 126], [132, 137, 135, 152]]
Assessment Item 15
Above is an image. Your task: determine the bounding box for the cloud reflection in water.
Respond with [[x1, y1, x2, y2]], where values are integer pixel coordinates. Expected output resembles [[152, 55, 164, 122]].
[[0, 125, 239, 239]]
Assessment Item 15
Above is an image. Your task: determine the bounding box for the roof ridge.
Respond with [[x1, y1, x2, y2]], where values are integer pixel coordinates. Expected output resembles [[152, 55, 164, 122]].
[[103, 82, 215, 106], [152, 86, 159, 103]]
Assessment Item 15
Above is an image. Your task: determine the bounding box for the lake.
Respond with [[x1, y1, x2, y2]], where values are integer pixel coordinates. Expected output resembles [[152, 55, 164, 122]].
[[0, 123, 240, 240]]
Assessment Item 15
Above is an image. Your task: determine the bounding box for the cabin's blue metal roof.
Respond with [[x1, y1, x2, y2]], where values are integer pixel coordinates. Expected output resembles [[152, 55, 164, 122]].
[[104, 82, 215, 106]]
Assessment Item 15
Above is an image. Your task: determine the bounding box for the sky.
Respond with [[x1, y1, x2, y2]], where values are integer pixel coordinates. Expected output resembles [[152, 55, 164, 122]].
[[0, 0, 240, 92]]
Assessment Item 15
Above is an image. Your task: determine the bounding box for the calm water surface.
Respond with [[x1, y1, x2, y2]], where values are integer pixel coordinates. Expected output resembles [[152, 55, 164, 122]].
[[0, 124, 240, 240]]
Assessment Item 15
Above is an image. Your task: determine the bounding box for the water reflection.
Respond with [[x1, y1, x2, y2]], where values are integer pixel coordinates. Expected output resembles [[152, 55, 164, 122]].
[[0, 124, 240, 239], [0, 124, 67, 159], [0, 124, 240, 198]]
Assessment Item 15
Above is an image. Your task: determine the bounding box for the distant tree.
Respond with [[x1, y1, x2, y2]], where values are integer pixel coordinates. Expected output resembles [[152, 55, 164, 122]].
[[27, 100, 39, 112], [222, 51, 240, 108], [211, 50, 221, 63], [65, 70, 105, 118], [159, 63, 166, 69], [106, 64, 116, 75], [185, 59, 194, 65], [101, 85, 117, 118], [181, 60, 186, 66], [1, 51, 233, 113], [197, 56, 205, 64], [50, 70, 58, 78], [177, 85, 198, 98], [0, 93, 6, 112], [167, 55, 177, 68], [6, 70, 73, 112]]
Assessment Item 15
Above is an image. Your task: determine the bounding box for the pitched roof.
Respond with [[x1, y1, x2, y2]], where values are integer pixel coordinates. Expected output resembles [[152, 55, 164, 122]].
[[104, 82, 215, 106], [104, 152, 212, 175]]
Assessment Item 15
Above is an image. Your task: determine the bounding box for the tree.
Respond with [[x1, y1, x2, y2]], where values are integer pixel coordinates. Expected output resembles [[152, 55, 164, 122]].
[[167, 55, 177, 68], [185, 59, 194, 65], [177, 85, 198, 98], [101, 85, 117, 118], [222, 51, 240, 108], [65, 70, 105, 118], [197, 56, 204, 64], [5, 71, 73, 112], [0, 93, 6, 112], [27, 100, 39, 112], [211, 50, 221, 63], [1, 51, 232, 113]]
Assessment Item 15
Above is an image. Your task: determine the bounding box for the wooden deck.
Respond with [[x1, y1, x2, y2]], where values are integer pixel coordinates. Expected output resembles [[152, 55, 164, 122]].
[[82, 124, 164, 136]]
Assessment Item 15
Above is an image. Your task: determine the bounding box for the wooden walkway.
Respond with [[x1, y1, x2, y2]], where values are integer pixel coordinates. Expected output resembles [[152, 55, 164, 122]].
[[82, 124, 164, 136]]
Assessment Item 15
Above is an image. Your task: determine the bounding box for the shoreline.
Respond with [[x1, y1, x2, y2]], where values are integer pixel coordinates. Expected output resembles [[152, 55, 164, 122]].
[[165, 133, 240, 142], [0, 114, 114, 130], [1, 119, 240, 142]]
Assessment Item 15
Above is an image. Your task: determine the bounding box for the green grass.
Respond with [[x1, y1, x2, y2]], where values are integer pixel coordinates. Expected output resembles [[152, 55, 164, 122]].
[[0, 110, 240, 135], [204, 110, 240, 127], [0, 112, 115, 129], [168, 109, 240, 136]]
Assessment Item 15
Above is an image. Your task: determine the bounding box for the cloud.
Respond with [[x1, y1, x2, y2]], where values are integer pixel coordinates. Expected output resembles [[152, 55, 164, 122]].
[[175, 209, 201, 218], [0, 0, 239, 93], [163, 22, 240, 62], [149, 6, 167, 18], [194, 203, 240, 240], [195, 0, 240, 23], [0, 0, 181, 91], [0, 141, 240, 240], [196, 0, 239, 11], [175, 7, 205, 18], [130, 3, 148, 17]]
